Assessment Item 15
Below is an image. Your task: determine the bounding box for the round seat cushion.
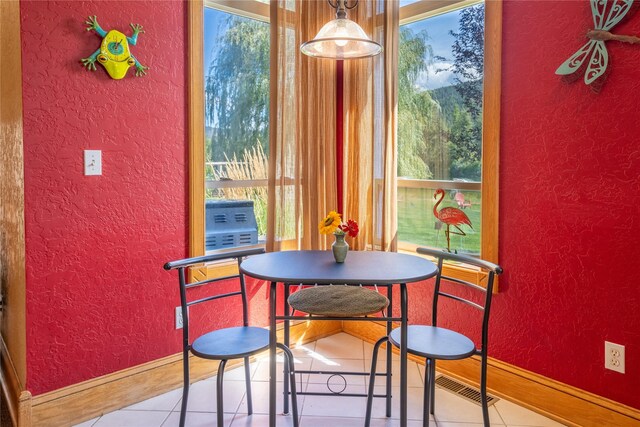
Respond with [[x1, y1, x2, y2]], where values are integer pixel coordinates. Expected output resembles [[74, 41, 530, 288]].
[[389, 325, 476, 360], [288, 285, 389, 317], [191, 326, 269, 360]]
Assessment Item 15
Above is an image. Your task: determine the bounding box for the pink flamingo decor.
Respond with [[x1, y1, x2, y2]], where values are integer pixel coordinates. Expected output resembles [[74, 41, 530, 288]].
[[433, 188, 473, 253]]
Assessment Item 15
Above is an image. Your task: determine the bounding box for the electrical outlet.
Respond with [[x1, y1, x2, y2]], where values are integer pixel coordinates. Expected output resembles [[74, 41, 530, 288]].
[[175, 306, 183, 330], [605, 341, 625, 373]]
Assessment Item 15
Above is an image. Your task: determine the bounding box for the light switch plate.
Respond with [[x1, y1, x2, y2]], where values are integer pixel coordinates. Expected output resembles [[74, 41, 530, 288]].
[[84, 150, 102, 176]]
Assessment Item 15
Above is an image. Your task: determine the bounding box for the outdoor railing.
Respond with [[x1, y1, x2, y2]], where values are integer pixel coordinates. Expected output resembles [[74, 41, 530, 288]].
[[206, 177, 481, 190], [398, 178, 481, 191], [206, 178, 268, 189], [205, 175, 482, 254]]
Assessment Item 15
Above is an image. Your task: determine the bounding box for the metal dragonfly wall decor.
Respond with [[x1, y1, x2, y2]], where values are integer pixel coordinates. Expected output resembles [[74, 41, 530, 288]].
[[556, 0, 640, 91]]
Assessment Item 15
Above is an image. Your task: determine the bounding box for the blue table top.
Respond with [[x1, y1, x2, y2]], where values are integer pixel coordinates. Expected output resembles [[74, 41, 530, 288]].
[[240, 250, 438, 285]]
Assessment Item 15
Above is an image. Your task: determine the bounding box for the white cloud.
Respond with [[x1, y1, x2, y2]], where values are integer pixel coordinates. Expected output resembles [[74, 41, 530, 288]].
[[415, 61, 456, 90]]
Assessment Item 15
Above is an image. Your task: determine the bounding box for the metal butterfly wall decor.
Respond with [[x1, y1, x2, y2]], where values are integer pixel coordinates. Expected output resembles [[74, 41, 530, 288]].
[[556, 0, 640, 91]]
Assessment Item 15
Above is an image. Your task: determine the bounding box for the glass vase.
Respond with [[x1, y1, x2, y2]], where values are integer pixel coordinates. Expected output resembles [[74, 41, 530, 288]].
[[332, 233, 349, 263]]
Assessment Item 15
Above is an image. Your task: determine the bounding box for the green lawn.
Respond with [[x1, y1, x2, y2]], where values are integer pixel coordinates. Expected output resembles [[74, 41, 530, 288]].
[[207, 187, 482, 254], [398, 187, 481, 255]]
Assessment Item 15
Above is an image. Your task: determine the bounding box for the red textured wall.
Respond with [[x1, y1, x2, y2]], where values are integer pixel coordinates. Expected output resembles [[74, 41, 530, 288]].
[[19, 0, 640, 409], [495, 0, 640, 407], [406, 0, 640, 409], [20, 0, 189, 395]]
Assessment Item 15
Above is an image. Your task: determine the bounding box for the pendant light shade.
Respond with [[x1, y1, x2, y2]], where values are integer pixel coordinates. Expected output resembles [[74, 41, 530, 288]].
[[300, 0, 382, 59]]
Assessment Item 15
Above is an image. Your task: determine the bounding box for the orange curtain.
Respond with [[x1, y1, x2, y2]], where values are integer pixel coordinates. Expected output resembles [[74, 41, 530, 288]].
[[343, 0, 399, 251], [267, 0, 337, 251]]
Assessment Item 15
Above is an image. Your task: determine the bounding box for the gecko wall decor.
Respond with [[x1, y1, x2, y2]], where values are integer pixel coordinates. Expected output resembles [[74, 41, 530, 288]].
[[81, 16, 149, 79]]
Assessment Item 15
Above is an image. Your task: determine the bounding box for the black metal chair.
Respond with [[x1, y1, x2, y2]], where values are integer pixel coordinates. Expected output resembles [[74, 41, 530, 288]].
[[164, 248, 299, 427], [365, 247, 503, 427]]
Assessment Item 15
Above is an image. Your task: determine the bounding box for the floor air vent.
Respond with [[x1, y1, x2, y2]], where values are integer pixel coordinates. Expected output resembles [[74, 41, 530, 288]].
[[435, 376, 498, 406]]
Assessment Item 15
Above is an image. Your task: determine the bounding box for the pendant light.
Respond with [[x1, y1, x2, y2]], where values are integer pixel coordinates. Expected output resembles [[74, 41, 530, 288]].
[[300, 0, 382, 59]]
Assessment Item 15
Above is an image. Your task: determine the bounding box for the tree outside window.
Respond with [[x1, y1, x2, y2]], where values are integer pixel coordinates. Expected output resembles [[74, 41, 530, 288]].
[[397, 3, 485, 255]]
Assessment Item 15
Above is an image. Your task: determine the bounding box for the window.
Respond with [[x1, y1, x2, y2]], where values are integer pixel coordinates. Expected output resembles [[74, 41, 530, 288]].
[[187, 0, 500, 280], [397, 0, 501, 284], [203, 5, 269, 253], [188, 1, 270, 268]]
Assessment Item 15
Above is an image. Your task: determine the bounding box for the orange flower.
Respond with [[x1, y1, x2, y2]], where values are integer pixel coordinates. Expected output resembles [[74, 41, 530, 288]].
[[319, 211, 359, 238], [319, 211, 342, 234]]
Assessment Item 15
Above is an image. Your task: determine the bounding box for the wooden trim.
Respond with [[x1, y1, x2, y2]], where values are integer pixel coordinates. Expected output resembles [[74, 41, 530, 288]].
[[30, 321, 341, 427], [188, 0, 206, 260], [398, 0, 502, 278], [17, 391, 32, 427], [399, 245, 495, 292], [196, 258, 256, 281], [203, 260, 242, 279], [486, 358, 640, 423], [1, 336, 32, 427], [400, 0, 481, 25], [441, 262, 488, 287], [205, 0, 269, 22], [1, 0, 28, 395], [343, 321, 640, 427], [189, 0, 273, 280], [481, 0, 502, 268]]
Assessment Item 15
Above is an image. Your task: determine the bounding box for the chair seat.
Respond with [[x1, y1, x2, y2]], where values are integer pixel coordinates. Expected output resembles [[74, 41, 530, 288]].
[[288, 285, 389, 317], [191, 326, 269, 360], [389, 325, 476, 360]]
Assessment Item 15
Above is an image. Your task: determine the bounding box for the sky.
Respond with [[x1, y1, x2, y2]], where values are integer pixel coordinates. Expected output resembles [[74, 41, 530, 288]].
[[203, 3, 466, 90], [203, 7, 233, 75], [403, 10, 463, 90]]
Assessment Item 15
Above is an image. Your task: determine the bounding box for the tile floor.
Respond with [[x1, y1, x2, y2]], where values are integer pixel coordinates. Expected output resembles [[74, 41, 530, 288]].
[[74, 333, 567, 427]]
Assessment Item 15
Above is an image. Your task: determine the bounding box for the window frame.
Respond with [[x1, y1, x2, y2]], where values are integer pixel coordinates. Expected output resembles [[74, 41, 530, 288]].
[[188, 0, 270, 278], [188, 0, 501, 283], [397, 0, 502, 289]]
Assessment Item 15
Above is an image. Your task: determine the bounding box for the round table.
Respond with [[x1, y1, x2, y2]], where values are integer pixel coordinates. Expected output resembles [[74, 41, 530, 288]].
[[241, 250, 438, 427]]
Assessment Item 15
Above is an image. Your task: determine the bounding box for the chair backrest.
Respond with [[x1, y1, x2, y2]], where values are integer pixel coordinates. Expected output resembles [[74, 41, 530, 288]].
[[454, 192, 470, 207], [416, 247, 503, 354], [164, 248, 265, 349]]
